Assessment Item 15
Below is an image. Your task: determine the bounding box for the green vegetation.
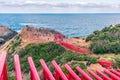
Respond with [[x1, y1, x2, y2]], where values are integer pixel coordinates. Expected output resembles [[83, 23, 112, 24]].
[[112, 56, 120, 69], [86, 24, 120, 54], [55, 51, 97, 65], [7, 35, 21, 54], [54, 51, 97, 74], [7, 42, 66, 73], [7, 42, 97, 79]]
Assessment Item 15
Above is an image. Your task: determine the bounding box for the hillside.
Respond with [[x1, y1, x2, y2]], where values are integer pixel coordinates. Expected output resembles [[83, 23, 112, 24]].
[[1, 26, 98, 79], [3, 25, 120, 79], [86, 24, 120, 54]]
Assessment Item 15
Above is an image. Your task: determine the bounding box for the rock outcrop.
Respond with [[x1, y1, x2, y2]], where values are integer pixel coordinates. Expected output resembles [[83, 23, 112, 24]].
[[0, 25, 17, 46], [19, 25, 64, 47]]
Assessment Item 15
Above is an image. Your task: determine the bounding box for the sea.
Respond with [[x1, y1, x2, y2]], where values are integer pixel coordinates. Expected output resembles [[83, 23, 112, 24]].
[[0, 13, 120, 37]]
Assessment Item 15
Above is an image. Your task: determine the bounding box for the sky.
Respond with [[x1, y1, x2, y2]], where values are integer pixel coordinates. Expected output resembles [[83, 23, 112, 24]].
[[0, 0, 120, 13]]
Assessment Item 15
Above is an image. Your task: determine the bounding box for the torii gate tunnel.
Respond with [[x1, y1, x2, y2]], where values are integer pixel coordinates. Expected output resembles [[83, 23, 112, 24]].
[[0, 52, 120, 80]]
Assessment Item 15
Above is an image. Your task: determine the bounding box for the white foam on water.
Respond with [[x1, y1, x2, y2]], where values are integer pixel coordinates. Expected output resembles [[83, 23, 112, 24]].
[[19, 23, 38, 26]]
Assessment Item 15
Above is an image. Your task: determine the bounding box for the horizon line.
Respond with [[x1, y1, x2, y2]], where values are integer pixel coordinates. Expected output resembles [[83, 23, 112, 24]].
[[0, 12, 120, 14]]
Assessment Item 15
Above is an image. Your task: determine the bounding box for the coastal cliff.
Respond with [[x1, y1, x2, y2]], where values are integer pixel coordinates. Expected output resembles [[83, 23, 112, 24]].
[[0, 25, 64, 53]]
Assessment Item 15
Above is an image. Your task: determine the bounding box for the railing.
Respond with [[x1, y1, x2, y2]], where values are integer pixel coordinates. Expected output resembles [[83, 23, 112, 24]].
[[1, 52, 120, 80]]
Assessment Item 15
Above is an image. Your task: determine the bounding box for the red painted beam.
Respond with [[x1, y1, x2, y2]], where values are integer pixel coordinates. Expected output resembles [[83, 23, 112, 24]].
[[40, 59, 55, 80], [104, 69, 120, 80], [76, 66, 92, 80], [14, 54, 22, 80], [28, 57, 40, 80], [64, 64, 81, 80], [51, 60, 68, 80], [88, 70, 103, 80], [0, 51, 8, 80], [96, 70, 112, 80]]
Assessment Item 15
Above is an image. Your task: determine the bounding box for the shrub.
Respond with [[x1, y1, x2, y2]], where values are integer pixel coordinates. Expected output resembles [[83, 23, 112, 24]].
[[112, 57, 120, 69], [86, 24, 120, 54]]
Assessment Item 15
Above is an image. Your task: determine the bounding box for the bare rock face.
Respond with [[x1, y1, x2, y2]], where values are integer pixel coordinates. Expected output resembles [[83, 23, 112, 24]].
[[19, 25, 64, 47], [0, 26, 17, 46]]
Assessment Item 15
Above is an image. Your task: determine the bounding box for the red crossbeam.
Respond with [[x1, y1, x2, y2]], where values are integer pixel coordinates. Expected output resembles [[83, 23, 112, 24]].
[[14, 54, 22, 80], [96, 70, 112, 80], [88, 70, 103, 80], [104, 69, 120, 80], [64, 64, 81, 80], [51, 60, 68, 80], [0, 51, 8, 80], [76, 66, 92, 80], [40, 59, 55, 80], [28, 57, 40, 80]]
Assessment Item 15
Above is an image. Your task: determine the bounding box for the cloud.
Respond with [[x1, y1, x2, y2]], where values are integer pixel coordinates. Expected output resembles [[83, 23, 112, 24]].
[[0, 1, 118, 8], [0, 1, 120, 13]]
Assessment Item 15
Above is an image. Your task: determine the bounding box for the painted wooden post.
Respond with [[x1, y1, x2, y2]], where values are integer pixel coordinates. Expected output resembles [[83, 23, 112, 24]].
[[14, 54, 22, 80], [64, 64, 81, 80], [104, 69, 120, 80], [96, 70, 112, 80], [88, 70, 103, 80], [28, 57, 40, 80], [40, 59, 55, 80], [76, 66, 92, 80], [0, 51, 8, 80], [51, 60, 68, 80]]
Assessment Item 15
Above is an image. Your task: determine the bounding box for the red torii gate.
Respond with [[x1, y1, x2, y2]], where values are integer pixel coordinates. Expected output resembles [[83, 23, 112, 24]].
[[64, 64, 81, 80], [0, 52, 7, 80], [1, 52, 120, 80], [51, 60, 68, 80], [98, 59, 113, 69], [28, 57, 40, 80], [40, 59, 55, 80], [96, 70, 112, 80], [76, 66, 92, 80], [54, 35, 63, 42]]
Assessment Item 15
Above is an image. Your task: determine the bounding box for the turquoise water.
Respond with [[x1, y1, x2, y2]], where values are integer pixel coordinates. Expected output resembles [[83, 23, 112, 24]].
[[0, 13, 120, 37]]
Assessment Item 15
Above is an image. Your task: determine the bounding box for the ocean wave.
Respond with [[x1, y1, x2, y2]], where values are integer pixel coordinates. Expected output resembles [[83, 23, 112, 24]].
[[19, 23, 39, 26]]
